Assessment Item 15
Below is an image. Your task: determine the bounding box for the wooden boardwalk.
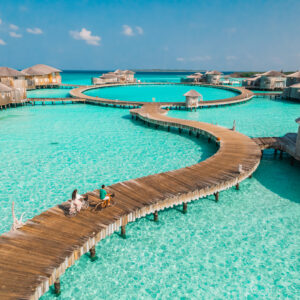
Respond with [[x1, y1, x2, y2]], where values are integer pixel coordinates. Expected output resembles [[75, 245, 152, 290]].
[[0, 89, 262, 299], [253, 133, 299, 161], [70, 82, 254, 108], [28, 98, 85, 104]]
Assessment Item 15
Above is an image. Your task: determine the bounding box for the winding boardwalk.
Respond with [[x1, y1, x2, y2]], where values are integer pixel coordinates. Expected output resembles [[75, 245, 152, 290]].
[[0, 85, 261, 299], [70, 82, 254, 107]]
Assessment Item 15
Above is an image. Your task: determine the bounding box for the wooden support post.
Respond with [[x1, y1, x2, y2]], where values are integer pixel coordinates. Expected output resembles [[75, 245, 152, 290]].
[[54, 278, 61, 295], [178, 128, 182, 134], [121, 225, 126, 238], [154, 211, 158, 221], [183, 202, 187, 214], [274, 149, 277, 157], [208, 137, 211, 143], [189, 130, 192, 136], [214, 192, 219, 202], [196, 132, 200, 138], [291, 157, 294, 166], [279, 150, 283, 160], [90, 246, 96, 259], [261, 150, 263, 158], [131, 115, 134, 119], [168, 126, 170, 132], [249, 174, 252, 179], [236, 183, 239, 190]]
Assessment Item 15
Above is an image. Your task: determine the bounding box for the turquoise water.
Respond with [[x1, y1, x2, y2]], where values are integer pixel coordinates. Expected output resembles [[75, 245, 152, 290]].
[[27, 88, 72, 98], [168, 97, 300, 137], [61, 71, 188, 85], [0, 104, 214, 234], [84, 84, 239, 102], [0, 76, 299, 299]]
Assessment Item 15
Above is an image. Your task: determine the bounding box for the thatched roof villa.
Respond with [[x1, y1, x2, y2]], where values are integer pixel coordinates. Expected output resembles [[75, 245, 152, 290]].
[[22, 64, 62, 89], [242, 70, 286, 90], [92, 69, 136, 85], [0, 82, 13, 106], [204, 70, 222, 84], [282, 83, 300, 101], [286, 71, 300, 87], [0, 67, 27, 103], [184, 89, 202, 110], [181, 72, 203, 83]]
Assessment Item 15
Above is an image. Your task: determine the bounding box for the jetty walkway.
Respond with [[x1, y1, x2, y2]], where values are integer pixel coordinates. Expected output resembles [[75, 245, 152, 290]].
[[70, 82, 254, 108], [0, 84, 262, 299]]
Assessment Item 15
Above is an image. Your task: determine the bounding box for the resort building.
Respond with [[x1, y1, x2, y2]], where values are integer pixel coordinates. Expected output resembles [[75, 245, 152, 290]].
[[22, 64, 62, 89], [204, 71, 222, 84], [92, 70, 136, 85], [282, 83, 300, 101], [0, 67, 27, 103], [184, 89, 202, 110], [0, 82, 12, 107], [242, 70, 286, 90], [286, 71, 300, 87], [259, 71, 286, 90], [181, 72, 203, 83]]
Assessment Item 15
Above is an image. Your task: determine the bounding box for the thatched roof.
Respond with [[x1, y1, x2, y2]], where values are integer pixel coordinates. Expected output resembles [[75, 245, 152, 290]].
[[0, 67, 26, 77], [184, 90, 201, 97], [22, 64, 61, 76], [287, 71, 300, 78], [101, 74, 118, 79], [194, 72, 203, 76], [124, 70, 135, 74], [0, 83, 12, 92], [260, 70, 285, 77], [206, 70, 222, 75]]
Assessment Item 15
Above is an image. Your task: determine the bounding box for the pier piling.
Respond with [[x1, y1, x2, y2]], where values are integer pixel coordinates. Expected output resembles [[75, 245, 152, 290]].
[[121, 225, 126, 238], [154, 211, 158, 221], [54, 278, 61, 295], [183, 203, 187, 213]]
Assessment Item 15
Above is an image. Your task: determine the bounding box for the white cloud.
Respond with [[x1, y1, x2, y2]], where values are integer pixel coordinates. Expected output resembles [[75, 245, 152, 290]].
[[226, 55, 237, 60], [122, 25, 134, 36], [27, 27, 43, 34], [0, 39, 6, 45], [136, 26, 143, 35], [10, 24, 19, 30], [70, 28, 101, 46], [10, 32, 22, 38], [176, 57, 185, 62], [122, 25, 143, 36]]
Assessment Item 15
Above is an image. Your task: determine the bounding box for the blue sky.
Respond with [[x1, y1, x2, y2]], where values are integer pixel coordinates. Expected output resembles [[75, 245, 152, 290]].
[[0, 0, 299, 71]]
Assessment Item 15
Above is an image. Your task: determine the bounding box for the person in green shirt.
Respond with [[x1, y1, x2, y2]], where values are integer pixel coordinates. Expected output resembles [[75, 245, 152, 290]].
[[100, 185, 109, 200]]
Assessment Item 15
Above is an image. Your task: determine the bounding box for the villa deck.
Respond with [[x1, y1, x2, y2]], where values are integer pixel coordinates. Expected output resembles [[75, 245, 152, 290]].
[[0, 100, 261, 299], [253, 133, 299, 161]]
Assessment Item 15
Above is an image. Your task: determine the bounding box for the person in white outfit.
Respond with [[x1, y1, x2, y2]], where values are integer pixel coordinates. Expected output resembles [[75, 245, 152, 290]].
[[69, 189, 84, 214]]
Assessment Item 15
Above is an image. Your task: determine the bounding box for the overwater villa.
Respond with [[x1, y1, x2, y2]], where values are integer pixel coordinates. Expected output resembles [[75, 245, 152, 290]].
[[286, 71, 300, 86], [204, 70, 222, 84], [0, 67, 27, 103], [242, 70, 286, 90], [181, 72, 203, 83], [22, 64, 62, 89], [184, 89, 202, 110], [92, 69, 136, 85], [0, 82, 13, 107], [282, 83, 300, 101]]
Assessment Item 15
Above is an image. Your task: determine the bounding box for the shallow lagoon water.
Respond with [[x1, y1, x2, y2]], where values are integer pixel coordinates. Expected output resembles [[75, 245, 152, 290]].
[[0, 104, 214, 234], [0, 79, 299, 299], [84, 84, 239, 102], [168, 97, 300, 137], [27, 88, 72, 98]]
